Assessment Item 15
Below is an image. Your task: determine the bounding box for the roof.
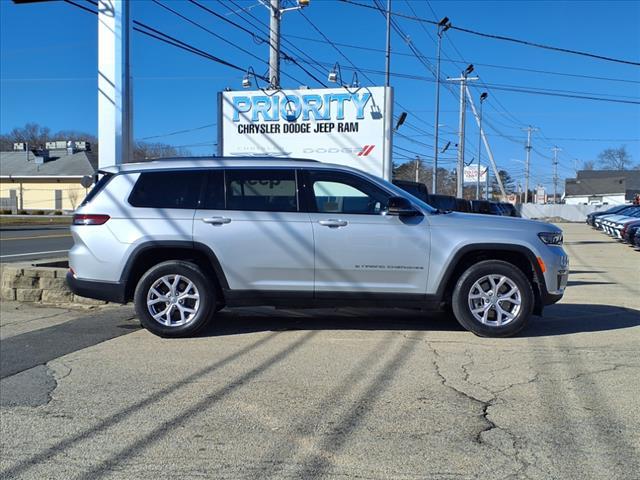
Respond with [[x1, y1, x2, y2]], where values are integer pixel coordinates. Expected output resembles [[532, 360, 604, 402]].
[[565, 176, 626, 197], [0, 150, 97, 178], [576, 169, 640, 189], [99, 157, 340, 174]]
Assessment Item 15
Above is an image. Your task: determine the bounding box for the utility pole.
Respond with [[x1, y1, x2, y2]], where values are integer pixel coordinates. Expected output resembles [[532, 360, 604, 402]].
[[268, 0, 281, 89], [476, 92, 488, 199], [432, 17, 451, 195], [448, 65, 478, 198], [552, 146, 561, 204], [263, 0, 308, 89], [522, 126, 537, 203], [385, 0, 391, 87], [415, 155, 421, 182]]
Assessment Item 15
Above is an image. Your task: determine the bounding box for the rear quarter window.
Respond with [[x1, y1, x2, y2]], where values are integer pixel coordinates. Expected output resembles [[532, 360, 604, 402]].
[[128, 171, 203, 209], [80, 173, 112, 207]]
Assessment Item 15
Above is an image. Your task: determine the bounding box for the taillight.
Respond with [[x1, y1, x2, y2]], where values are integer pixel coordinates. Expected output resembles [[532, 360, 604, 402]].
[[73, 214, 110, 225]]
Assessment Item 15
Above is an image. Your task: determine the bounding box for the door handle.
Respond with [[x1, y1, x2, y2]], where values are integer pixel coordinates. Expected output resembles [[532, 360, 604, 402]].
[[202, 216, 231, 225], [318, 219, 348, 228]]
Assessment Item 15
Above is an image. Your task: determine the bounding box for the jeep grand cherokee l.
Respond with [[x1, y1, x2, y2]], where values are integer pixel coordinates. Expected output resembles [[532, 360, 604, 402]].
[[67, 158, 569, 338]]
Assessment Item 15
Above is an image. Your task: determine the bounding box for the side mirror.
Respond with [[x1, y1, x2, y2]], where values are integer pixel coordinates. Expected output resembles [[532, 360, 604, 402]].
[[387, 196, 420, 216]]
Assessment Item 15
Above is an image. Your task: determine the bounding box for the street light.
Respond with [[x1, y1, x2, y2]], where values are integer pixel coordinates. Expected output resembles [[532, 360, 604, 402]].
[[242, 67, 257, 89], [476, 91, 488, 199], [432, 16, 452, 195], [327, 62, 342, 84]]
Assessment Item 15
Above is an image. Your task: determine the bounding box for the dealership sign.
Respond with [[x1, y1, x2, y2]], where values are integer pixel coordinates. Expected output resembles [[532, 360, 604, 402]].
[[218, 86, 393, 179], [463, 165, 488, 184]]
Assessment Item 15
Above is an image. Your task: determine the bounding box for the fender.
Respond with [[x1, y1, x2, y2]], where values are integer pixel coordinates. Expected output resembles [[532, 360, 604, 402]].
[[119, 241, 230, 291], [434, 243, 548, 312]]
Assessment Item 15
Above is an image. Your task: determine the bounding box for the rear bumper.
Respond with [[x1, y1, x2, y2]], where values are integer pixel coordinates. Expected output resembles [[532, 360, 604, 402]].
[[66, 271, 127, 304]]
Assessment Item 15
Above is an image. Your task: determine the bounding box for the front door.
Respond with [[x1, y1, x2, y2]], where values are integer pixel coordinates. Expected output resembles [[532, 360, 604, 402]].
[[303, 169, 430, 294]]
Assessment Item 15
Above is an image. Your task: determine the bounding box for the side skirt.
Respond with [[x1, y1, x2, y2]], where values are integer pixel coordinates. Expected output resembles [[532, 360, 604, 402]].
[[223, 290, 442, 310]]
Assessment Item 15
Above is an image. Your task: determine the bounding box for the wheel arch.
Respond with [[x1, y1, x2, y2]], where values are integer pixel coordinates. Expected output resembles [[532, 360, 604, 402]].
[[436, 243, 545, 315], [120, 241, 229, 303]]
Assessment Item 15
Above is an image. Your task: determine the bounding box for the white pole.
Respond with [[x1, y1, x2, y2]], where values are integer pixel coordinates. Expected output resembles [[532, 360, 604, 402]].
[[465, 86, 506, 198], [98, 0, 132, 168]]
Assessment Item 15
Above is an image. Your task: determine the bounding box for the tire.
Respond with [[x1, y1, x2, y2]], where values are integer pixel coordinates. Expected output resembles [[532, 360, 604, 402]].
[[134, 260, 215, 338], [451, 260, 534, 338]]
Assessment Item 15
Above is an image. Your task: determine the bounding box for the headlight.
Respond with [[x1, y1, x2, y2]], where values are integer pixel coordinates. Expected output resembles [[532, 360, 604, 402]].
[[538, 232, 563, 245]]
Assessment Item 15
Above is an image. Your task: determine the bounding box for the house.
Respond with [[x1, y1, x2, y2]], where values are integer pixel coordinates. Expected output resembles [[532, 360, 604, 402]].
[[0, 143, 96, 212], [564, 170, 640, 206]]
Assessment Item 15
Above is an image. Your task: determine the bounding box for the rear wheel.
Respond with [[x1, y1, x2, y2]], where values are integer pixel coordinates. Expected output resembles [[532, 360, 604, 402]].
[[134, 261, 215, 337], [451, 260, 534, 337]]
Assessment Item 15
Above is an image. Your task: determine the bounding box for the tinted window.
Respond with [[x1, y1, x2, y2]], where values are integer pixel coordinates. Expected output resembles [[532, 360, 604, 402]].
[[129, 171, 202, 209], [202, 170, 225, 210], [226, 169, 297, 212], [308, 170, 390, 214]]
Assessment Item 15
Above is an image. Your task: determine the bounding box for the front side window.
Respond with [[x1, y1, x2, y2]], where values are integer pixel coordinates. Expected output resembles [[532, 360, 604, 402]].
[[308, 170, 391, 215], [128, 171, 202, 209], [225, 169, 297, 212]]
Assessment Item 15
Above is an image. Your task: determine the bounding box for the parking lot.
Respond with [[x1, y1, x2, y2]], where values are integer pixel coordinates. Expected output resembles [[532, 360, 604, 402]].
[[1, 222, 639, 480]]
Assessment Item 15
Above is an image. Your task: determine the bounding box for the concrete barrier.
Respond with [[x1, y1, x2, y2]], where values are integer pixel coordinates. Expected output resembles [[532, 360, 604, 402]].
[[518, 204, 611, 222], [0, 262, 107, 306]]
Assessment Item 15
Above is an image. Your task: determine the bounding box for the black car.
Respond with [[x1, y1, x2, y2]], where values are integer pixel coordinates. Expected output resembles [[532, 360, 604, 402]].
[[392, 180, 429, 203], [586, 205, 629, 226], [428, 194, 458, 212], [470, 200, 492, 215], [455, 198, 472, 213], [499, 202, 520, 217]]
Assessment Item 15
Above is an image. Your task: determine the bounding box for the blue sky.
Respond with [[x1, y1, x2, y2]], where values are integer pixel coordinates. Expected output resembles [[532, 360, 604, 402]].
[[1, 0, 639, 191]]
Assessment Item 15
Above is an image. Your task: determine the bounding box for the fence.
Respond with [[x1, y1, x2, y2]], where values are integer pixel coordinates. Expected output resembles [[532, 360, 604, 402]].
[[518, 204, 607, 222]]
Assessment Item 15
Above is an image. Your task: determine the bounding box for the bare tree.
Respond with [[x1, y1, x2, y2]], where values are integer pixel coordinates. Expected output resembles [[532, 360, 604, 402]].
[[133, 141, 192, 161], [582, 160, 595, 170], [598, 145, 634, 170]]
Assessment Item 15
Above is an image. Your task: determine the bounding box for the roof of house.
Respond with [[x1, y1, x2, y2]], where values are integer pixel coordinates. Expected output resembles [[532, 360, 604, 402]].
[[577, 169, 640, 188], [565, 176, 626, 197], [0, 150, 97, 177]]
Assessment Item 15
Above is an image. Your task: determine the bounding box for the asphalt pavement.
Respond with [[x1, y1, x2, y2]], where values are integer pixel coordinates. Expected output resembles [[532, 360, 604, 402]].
[[0, 225, 73, 262], [0, 223, 638, 480]]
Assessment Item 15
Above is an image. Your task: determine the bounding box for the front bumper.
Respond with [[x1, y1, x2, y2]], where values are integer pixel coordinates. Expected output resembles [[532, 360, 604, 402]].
[[66, 271, 127, 304]]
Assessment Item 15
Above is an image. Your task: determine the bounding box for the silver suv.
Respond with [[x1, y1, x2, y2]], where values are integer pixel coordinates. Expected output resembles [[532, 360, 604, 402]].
[[67, 158, 569, 338]]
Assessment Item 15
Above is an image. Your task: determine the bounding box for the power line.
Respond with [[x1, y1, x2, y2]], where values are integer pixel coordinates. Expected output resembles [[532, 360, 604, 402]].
[[190, 0, 328, 87], [139, 123, 216, 141], [340, 0, 640, 67], [286, 33, 640, 85]]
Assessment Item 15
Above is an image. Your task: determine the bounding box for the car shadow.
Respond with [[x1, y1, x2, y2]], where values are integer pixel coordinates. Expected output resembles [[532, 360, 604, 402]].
[[196, 303, 639, 338]]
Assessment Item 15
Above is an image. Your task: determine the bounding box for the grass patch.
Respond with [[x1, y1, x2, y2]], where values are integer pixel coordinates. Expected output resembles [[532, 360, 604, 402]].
[[0, 216, 72, 226]]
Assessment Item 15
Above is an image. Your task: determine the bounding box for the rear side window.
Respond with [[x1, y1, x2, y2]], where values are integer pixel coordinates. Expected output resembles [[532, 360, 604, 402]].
[[225, 169, 297, 212], [80, 173, 112, 206], [129, 171, 203, 209]]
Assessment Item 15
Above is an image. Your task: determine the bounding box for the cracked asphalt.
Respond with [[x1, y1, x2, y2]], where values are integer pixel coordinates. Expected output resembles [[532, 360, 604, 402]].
[[0, 223, 639, 479]]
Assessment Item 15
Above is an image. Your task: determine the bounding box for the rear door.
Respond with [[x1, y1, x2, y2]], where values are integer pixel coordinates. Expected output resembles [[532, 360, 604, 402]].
[[193, 168, 314, 292], [302, 169, 430, 295]]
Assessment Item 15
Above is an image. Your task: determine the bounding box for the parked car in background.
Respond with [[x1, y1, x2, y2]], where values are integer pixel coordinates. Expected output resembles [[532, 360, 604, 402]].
[[392, 180, 429, 203], [594, 206, 637, 230], [634, 228, 640, 248], [588, 205, 631, 227], [622, 220, 640, 244], [455, 198, 472, 213], [499, 203, 520, 217], [428, 194, 458, 212], [470, 200, 492, 215], [598, 206, 640, 235]]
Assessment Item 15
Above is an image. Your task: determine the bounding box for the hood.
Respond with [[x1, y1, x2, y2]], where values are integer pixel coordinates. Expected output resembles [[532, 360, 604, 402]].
[[427, 211, 561, 234]]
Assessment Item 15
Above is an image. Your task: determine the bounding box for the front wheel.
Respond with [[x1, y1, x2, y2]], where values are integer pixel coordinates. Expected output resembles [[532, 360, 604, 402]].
[[134, 260, 215, 337], [451, 260, 534, 337]]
